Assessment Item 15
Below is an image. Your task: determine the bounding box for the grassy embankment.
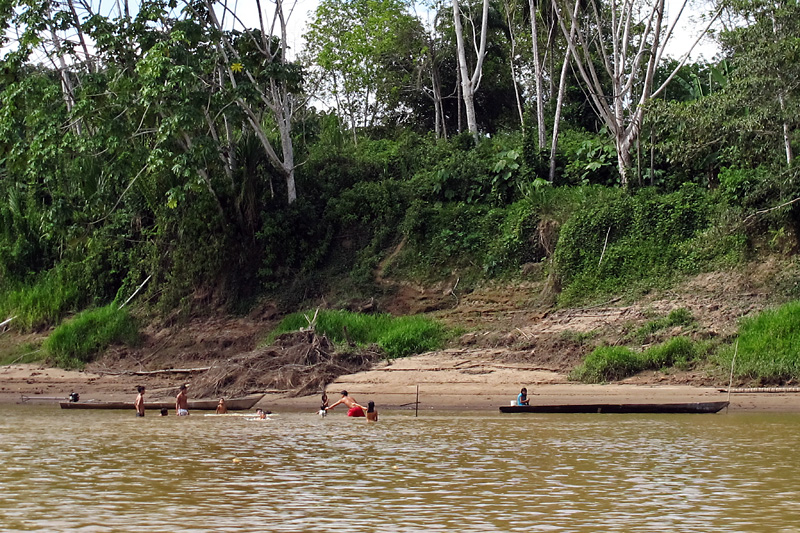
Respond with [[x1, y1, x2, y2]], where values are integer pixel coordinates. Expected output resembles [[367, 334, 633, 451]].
[[267, 309, 448, 359], [2, 180, 800, 383]]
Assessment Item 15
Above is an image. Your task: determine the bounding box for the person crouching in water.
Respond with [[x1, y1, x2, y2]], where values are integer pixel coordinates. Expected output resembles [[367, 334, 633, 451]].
[[325, 390, 367, 417], [366, 401, 378, 422]]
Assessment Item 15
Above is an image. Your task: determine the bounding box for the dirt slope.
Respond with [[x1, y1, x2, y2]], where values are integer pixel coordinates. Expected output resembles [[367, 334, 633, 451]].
[[0, 258, 792, 407]]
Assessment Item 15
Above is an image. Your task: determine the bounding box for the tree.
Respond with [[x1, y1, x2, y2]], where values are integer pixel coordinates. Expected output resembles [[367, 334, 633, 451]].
[[452, 0, 490, 140], [304, 0, 423, 139], [552, 0, 720, 184], [720, 0, 799, 167]]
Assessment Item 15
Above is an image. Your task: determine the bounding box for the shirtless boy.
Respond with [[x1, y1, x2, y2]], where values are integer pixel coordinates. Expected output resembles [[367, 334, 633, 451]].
[[176, 384, 189, 416], [325, 390, 367, 417], [134, 385, 146, 417]]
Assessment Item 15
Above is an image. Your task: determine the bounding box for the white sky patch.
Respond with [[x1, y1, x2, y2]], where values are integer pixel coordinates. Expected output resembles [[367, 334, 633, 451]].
[[216, 0, 317, 59], [663, 0, 722, 61]]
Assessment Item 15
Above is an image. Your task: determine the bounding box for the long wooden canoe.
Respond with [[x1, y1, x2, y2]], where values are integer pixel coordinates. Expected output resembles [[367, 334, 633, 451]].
[[60, 393, 264, 411], [499, 401, 729, 414]]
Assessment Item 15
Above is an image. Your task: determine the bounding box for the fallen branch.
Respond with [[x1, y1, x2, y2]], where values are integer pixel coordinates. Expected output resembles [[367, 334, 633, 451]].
[[99, 367, 212, 376], [119, 275, 152, 310], [598, 226, 611, 267], [743, 196, 800, 225]]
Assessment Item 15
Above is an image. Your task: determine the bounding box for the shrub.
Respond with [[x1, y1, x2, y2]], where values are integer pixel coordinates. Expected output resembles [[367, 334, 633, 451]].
[[634, 308, 695, 342], [555, 184, 712, 304], [44, 305, 139, 369], [0, 269, 82, 331], [641, 336, 699, 369], [569, 345, 642, 383], [571, 336, 705, 383], [268, 309, 446, 359], [718, 300, 800, 382]]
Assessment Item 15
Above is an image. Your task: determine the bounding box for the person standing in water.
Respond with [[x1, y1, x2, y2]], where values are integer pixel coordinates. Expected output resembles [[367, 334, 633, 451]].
[[176, 384, 189, 416], [134, 386, 146, 417], [325, 390, 367, 417], [216, 398, 228, 414], [366, 401, 378, 422]]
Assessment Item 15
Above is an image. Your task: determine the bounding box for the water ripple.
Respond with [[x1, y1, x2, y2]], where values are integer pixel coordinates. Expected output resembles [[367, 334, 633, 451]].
[[1, 407, 800, 532]]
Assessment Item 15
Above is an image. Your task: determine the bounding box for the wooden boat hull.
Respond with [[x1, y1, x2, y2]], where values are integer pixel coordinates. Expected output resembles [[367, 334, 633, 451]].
[[499, 401, 729, 414], [60, 394, 264, 411]]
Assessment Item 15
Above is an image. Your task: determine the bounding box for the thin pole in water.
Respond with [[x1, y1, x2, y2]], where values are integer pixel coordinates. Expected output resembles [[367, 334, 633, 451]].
[[415, 385, 419, 418], [727, 340, 738, 406]]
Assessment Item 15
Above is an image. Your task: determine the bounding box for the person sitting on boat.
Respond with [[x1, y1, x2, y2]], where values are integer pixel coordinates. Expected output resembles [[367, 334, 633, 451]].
[[216, 398, 228, 414], [366, 401, 378, 422], [135, 386, 146, 417], [516, 387, 530, 406], [176, 384, 189, 416], [325, 390, 367, 417]]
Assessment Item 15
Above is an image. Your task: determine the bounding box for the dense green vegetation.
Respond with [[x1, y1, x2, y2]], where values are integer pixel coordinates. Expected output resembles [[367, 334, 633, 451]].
[[43, 305, 139, 369], [0, 0, 799, 377], [717, 301, 800, 382], [269, 310, 447, 358], [570, 337, 706, 383]]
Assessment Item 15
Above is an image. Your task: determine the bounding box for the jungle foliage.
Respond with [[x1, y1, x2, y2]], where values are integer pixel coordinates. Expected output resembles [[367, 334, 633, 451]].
[[1, 0, 799, 373]]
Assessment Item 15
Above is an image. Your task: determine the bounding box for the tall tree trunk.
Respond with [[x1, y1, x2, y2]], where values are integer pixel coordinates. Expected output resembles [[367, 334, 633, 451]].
[[504, 0, 525, 127], [529, 0, 546, 149], [452, 0, 489, 140], [549, 33, 573, 182]]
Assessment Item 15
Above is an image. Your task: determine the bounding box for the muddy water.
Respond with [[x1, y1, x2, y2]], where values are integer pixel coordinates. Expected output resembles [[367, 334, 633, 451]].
[[1, 405, 799, 532]]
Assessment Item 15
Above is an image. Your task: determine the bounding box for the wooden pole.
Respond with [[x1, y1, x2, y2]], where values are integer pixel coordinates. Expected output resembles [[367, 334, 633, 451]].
[[727, 340, 738, 405], [415, 385, 419, 417]]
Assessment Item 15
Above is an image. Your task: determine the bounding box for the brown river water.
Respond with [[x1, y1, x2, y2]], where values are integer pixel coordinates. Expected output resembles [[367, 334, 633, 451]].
[[1, 405, 799, 532]]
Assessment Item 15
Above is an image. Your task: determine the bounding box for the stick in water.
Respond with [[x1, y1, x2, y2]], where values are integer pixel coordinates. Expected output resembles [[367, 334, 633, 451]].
[[727, 340, 738, 405]]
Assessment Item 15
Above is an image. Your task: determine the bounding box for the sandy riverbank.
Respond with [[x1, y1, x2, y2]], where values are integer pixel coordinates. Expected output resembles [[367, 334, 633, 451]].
[[3, 350, 799, 413]]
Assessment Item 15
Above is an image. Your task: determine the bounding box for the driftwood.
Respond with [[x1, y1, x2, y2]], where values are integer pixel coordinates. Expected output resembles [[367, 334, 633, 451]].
[[100, 367, 212, 376]]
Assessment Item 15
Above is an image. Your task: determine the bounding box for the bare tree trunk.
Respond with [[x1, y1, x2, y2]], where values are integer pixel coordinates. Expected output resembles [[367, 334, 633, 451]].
[[553, 0, 720, 186], [549, 25, 574, 182], [452, 0, 490, 140], [504, 0, 525, 127], [529, 0, 546, 149], [199, 0, 299, 204], [779, 93, 793, 165], [66, 0, 94, 72]]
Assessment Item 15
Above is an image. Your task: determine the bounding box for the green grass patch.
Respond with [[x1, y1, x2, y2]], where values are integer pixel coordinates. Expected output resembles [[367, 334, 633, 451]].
[[268, 309, 447, 358], [633, 308, 695, 342], [44, 304, 139, 369], [0, 342, 45, 366], [0, 271, 82, 332], [570, 336, 704, 383], [569, 345, 642, 383], [718, 300, 800, 382]]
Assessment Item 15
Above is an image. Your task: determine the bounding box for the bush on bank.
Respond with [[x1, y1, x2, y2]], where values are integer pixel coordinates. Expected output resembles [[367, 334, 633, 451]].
[[44, 305, 140, 369], [570, 336, 705, 384], [268, 309, 446, 358], [717, 300, 800, 383]]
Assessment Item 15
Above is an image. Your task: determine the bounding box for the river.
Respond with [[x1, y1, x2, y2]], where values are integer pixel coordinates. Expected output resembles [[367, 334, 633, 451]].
[[1, 405, 799, 532]]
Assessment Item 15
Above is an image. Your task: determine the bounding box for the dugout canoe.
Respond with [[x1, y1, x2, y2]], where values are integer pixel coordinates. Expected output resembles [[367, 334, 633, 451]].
[[499, 401, 729, 414], [60, 393, 264, 411]]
